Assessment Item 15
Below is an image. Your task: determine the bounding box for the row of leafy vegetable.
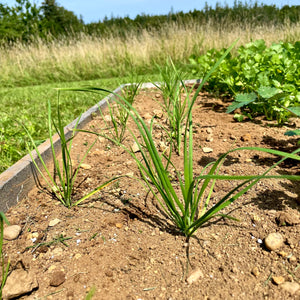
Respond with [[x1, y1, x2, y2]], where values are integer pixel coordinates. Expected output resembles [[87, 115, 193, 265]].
[[189, 39, 300, 136]]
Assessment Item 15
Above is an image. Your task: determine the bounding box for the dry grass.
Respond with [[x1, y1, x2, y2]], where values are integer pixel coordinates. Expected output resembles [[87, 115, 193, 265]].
[[1, 20, 299, 87]]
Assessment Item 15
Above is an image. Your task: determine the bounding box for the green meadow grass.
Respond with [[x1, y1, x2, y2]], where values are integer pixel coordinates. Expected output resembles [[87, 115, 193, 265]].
[[0, 74, 161, 173]]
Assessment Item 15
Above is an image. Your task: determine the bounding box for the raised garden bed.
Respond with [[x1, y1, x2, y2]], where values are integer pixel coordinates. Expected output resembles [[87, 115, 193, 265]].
[[1, 84, 300, 299]]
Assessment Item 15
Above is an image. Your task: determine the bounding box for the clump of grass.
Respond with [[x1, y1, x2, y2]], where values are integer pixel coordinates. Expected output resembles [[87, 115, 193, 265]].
[[154, 59, 192, 155], [98, 81, 141, 143], [23, 94, 118, 208]]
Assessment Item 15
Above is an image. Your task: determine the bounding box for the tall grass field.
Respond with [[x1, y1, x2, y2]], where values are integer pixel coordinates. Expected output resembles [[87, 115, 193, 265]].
[[0, 15, 300, 173]]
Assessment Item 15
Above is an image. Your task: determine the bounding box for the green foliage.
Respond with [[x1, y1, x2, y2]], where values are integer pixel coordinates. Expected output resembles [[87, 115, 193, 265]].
[[1, 1, 300, 44], [86, 3, 300, 40], [85, 286, 96, 300], [0, 0, 40, 42], [190, 40, 300, 124], [227, 87, 292, 124], [40, 0, 84, 37], [0, 112, 41, 172], [0, 0, 83, 43], [284, 106, 300, 141], [0, 76, 147, 173]]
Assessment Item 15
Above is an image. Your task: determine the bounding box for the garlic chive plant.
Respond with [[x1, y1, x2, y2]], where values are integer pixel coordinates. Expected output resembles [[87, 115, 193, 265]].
[[154, 59, 191, 155], [99, 81, 140, 143], [23, 95, 118, 208]]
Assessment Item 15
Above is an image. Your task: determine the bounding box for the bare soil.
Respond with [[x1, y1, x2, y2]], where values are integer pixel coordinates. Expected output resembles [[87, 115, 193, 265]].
[[3, 87, 300, 300]]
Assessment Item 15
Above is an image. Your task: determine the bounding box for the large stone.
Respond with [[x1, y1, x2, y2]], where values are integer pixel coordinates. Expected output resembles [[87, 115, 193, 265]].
[[264, 232, 284, 251], [49, 270, 66, 287], [2, 269, 38, 300], [3, 225, 21, 240], [186, 269, 204, 284], [202, 147, 213, 153]]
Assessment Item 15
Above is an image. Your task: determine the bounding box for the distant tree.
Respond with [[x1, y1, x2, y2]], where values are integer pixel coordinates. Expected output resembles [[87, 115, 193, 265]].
[[40, 0, 84, 37], [0, 0, 41, 42]]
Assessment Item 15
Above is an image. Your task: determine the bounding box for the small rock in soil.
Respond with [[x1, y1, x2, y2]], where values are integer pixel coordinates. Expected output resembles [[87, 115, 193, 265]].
[[278, 251, 288, 258], [276, 211, 300, 226], [264, 232, 284, 251], [251, 267, 260, 277], [48, 218, 61, 227], [115, 223, 123, 229], [103, 115, 112, 122], [3, 225, 21, 240], [132, 142, 140, 153], [206, 128, 213, 134], [289, 256, 297, 263], [272, 276, 285, 285], [206, 135, 213, 142], [186, 269, 204, 284], [202, 147, 213, 153], [80, 163, 92, 170], [143, 112, 152, 120], [2, 269, 38, 300], [241, 133, 251, 142], [49, 270, 66, 287], [153, 109, 163, 118], [105, 270, 114, 277], [280, 282, 300, 295]]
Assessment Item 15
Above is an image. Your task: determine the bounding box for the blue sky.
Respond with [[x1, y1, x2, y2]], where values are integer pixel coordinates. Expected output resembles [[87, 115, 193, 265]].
[[3, 0, 299, 23]]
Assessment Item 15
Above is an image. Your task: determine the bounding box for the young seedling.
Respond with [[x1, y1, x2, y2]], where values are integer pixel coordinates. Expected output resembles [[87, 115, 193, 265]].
[[22, 94, 119, 208], [99, 82, 140, 143], [26, 234, 72, 253], [154, 59, 192, 155]]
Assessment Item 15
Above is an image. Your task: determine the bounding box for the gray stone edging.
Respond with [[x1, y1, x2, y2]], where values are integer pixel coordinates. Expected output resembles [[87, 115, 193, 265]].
[[0, 79, 200, 212]]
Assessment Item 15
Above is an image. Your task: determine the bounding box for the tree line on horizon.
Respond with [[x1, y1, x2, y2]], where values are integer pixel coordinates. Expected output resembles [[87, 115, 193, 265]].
[[0, 0, 299, 44]]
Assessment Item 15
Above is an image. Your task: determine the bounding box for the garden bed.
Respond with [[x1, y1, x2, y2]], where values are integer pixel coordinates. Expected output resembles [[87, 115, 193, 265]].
[[2, 87, 300, 299]]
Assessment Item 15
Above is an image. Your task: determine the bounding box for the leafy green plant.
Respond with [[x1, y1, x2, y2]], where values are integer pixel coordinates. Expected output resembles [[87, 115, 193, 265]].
[[190, 40, 300, 122], [154, 59, 192, 155], [23, 95, 118, 208], [99, 82, 140, 143], [0, 212, 10, 299], [226, 86, 291, 124], [284, 106, 300, 143], [57, 41, 300, 242]]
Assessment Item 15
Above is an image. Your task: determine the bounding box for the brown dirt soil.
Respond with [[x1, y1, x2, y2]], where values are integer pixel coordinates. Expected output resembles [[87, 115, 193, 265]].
[[3, 87, 300, 300]]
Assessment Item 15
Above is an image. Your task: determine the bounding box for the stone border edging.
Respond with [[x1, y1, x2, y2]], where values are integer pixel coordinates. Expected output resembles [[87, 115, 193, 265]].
[[0, 79, 200, 212]]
